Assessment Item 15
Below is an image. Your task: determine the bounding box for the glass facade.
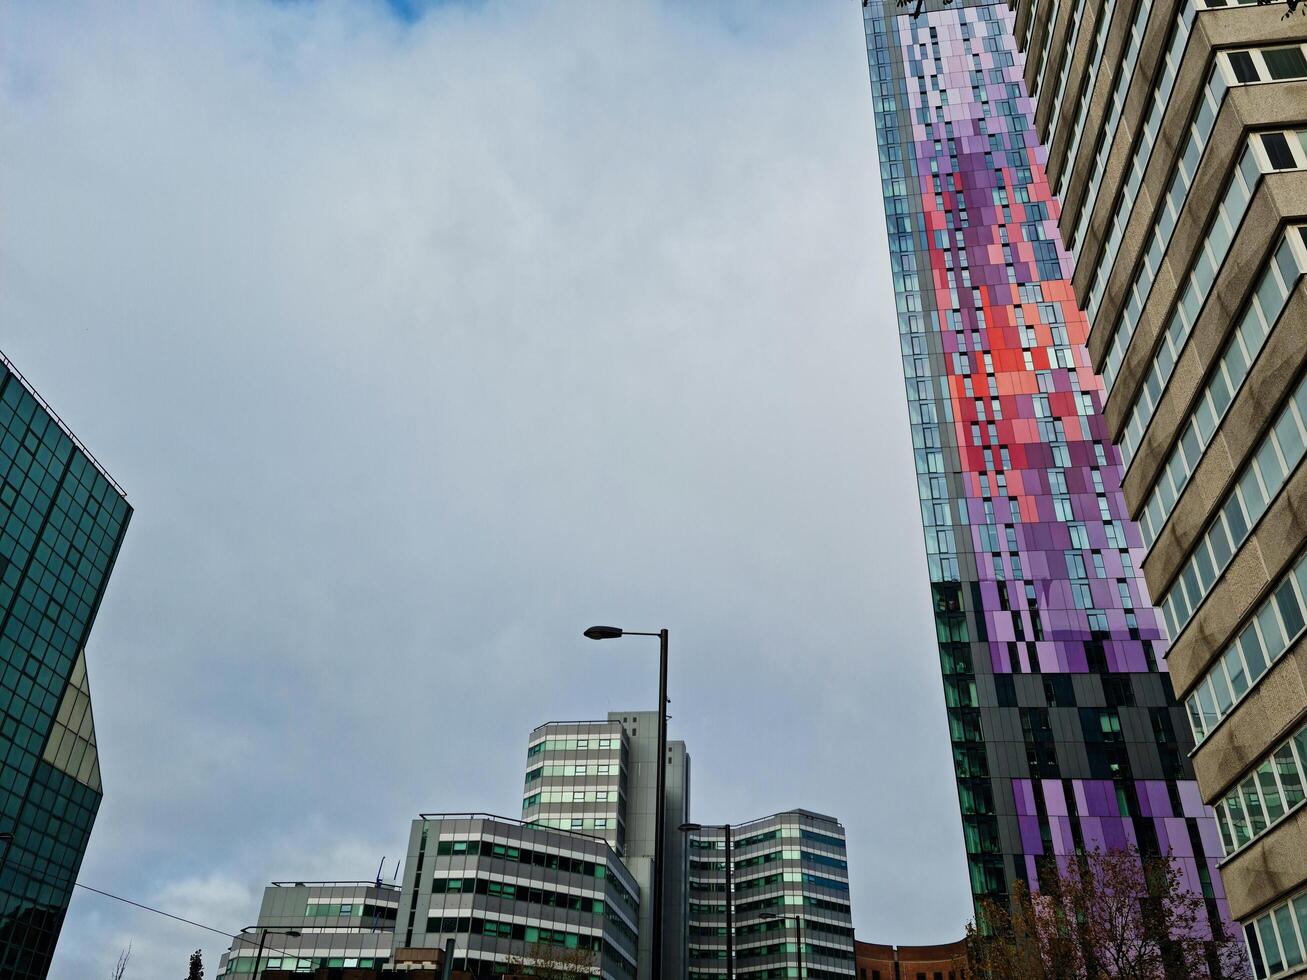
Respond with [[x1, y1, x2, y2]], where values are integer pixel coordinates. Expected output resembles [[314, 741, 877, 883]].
[[0, 354, 131, 977], [687, 811, 855, 980], [860, 0, 1230, 939]]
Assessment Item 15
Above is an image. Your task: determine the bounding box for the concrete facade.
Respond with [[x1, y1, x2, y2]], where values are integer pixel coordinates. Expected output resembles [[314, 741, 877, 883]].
[[1007, 0, 1307, 971]]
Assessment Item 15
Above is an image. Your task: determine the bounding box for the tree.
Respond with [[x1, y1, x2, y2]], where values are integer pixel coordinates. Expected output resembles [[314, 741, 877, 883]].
[[109, 944, 131, 980], [185, 948, 204, 980], [504, 941, 599, 979], [965, 846, 1250, 980]]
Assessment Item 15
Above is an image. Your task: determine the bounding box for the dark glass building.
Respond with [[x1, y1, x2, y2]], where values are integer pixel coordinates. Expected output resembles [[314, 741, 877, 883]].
[[0, 353, 131, 977], [860, 0, 1232, 951]]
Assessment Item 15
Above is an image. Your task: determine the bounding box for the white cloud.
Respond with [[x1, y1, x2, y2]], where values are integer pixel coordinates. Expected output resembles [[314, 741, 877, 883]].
[[1, 1, 974, 976]]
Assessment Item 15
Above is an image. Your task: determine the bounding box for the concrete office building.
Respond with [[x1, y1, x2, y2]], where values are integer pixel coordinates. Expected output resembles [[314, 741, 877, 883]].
[[687, 810, 856, 980], [215, 881, 401, 976], [524, 713, 690, 980], [393, 813, 641, 980], [0, 353, 132, 978], [1007, 0, 1307, 972]]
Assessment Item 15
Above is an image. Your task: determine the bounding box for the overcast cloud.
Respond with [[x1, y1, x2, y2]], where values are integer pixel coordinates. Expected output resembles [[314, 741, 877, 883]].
[[0, 1, 974, 976]]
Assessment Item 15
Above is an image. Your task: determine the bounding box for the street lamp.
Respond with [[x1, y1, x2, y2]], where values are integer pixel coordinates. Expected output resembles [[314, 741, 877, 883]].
[[760, 911, 805, 978], [584, 625, 669, 980], [680, 822, 734, 979], [240, 926, 302, 980]]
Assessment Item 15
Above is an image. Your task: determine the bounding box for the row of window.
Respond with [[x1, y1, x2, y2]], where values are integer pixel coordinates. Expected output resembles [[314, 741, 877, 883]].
[[1214, 720, 1307, 857], [1052, 0, 1119, 202], [731, 871, 849, 895], [432, 876, 604, 912], [220, 956, 389, 975], [1187, 552, 1307, 744], [526, 737, 620, 757], [434, 839, 610, 881], [522, 789, 616, 808], [302, 901, 397, 920], [733, 892, 852, 918], [1112, 139, 1260, 468], [1245, 883, 1307, 979], [527, 815, 617, 832], [1120, 137, 1307, 490], [424, 916, 605, 952], [1099, 63, 1228, 395], [691, 939, 853, 962], [1225, 43, 1307, 84], [1031, 0, 1063, 102], [1043, 0, 1088, 143], [1108, 46, 1307, 412], [1160, 373, 1307, 639], [1137, 229, 1307, 548], [524, 763, 621, 783], [725, 827, 846, 851], [1082, 0, 1196, 322], [689, 849, 850, 874]]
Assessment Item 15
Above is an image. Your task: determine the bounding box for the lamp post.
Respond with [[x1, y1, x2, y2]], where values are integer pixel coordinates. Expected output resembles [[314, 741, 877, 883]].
[[241, 926, 302, 980], [680, 822, 734, 979], [760, 911, 804, 978], [584, 625, 668, 980]]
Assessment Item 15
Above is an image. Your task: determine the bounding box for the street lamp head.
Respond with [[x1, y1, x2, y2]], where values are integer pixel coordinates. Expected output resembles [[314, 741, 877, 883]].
[[583, 626, 624, 640], [759, 912, 780, 920], [285, 930, 302, 938], [678, 822, 702, 833]]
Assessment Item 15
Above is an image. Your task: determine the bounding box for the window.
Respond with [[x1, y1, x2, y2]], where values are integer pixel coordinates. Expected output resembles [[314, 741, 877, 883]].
[[1215, 718, 1307, 857], [1244, 884, 1307, 978], [1263, 132, 1297, 170], [1229, 50, 1260, 83], [1187, 551, 1307, 744], [1163, 375, 1307, 638], [1264, 46, 1307, 80]]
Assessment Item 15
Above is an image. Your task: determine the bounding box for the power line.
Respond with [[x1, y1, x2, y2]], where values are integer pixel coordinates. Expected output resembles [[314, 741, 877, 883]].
[[0, 855, 304, 961], [72, 882, 236, 940], [69, 881, 306, 960]]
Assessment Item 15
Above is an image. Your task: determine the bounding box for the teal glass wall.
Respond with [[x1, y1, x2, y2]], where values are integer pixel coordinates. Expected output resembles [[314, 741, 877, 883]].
[[0, 355, 131, 978]]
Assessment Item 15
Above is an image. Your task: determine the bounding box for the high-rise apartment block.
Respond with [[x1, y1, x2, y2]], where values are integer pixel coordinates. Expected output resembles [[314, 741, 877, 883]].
[[687, 810, 856, 980], [216, 881, 401, 976], [0, 353, 131, 978], [1007, 0, 1307, 973], [861, 0, 1233, 959]]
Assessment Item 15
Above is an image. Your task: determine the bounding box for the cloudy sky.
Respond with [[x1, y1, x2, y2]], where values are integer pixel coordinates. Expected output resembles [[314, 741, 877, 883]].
[[1, 0, 974, 975]]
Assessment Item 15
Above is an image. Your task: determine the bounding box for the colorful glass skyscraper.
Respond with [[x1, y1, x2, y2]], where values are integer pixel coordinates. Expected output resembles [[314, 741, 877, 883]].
[[860, 0, 1231, 938], [0, 353, 131, 977]]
